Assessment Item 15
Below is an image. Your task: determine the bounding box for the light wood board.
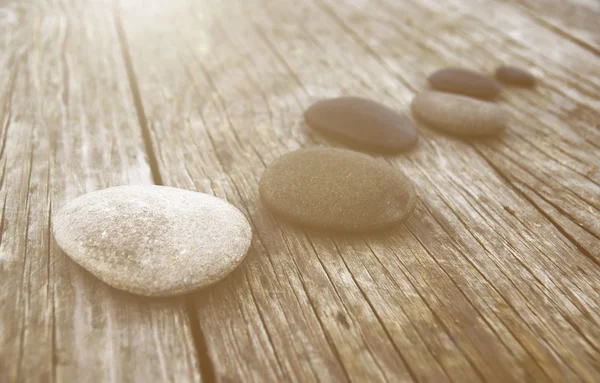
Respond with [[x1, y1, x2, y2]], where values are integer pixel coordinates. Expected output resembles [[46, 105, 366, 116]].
[[1, 0, 599, 381]]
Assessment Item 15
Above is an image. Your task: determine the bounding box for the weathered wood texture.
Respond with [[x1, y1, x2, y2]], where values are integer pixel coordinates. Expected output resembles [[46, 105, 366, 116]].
[[1, 0, 599, 382], [502, 0, 600, 53], [0, 1, 200, 382]]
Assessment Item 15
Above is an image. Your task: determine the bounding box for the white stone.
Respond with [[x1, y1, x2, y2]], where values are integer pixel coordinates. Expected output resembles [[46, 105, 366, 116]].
[[53, 185, 252, 296]]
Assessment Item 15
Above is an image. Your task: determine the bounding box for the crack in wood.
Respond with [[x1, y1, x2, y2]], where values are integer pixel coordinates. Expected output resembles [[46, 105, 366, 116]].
[[113, 5, 214, 382], [106, 0, 600, 380], [113, 9, 163, 186], [484, 146, 600, 245], [514, 4, 600, 58], [416, 176, 590, 377], [331, 239, 424, 382], [186, 298, 216, 383], [228, 173, 327, 381]]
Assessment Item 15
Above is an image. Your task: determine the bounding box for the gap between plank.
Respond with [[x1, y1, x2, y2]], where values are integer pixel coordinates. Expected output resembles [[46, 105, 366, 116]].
[[113, 9, 163, 186], [186, 298, 217, 383], [48, 201, 57, 383], [112, 5, 218, 382]]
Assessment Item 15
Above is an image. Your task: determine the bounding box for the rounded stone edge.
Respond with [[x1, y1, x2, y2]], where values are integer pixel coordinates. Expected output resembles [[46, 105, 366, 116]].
[[51, 185, 254, 297], [147, 205, 253, 297], [258, 148, 418, 233], [495, 65, 536, 87], [303, 98, 419, 153], [411, 91, 509, 137], [428, 68, 503, 100]]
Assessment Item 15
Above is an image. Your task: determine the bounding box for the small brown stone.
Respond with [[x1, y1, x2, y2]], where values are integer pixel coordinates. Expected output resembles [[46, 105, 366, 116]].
[[411, 91, 508, 136], [495, 65, 536, 87], [259, 148, 417, 232], [304, 96, 418, 152], [429, 67, 502, 100]]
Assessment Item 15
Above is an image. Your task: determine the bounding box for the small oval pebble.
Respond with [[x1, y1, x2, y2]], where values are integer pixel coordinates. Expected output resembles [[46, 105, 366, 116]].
[[259, 148, 417, 232], [53, 185, 252, 296], [411, 91, 508, 136], [304, 96, 418, 152], [429, 67, 502, 100], [495, 65, 536, 87]]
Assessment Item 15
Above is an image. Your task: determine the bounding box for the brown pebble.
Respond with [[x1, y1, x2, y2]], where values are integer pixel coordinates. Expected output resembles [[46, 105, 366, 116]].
[[259, 148, 417, 232], [411, 91, 508, 136], [495, 65, 536, 87], [429, 67, 502, 100], [304, 96, 418, 152]]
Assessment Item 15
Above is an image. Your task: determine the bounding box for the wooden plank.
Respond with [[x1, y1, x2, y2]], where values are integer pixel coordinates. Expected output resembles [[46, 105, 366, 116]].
[[503, 0, 600, 54], [118, 0, 600, 382], [0, 1, 201, 382], [117, 4, 353, 383], [235, 0, 600, 380], [317, 0, 600, 361]]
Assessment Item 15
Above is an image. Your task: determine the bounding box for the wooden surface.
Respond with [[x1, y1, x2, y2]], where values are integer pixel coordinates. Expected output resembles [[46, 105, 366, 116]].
[[0, 0, 598, 382]]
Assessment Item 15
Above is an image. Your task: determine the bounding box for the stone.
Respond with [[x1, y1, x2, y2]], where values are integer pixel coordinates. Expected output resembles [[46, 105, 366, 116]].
[[259, 148, 417, 232], [495, 65, 536, 87], [428, 67, 502, 100], [304, 96, 418, 152], [52, 185, 252, 296], [411, 91, 508, 136]]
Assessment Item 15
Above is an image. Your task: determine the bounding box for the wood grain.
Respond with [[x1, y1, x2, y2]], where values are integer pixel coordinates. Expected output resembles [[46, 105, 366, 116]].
[[505, 0, 600, 54], [0, 1, 200, 382], [1, 0, 599, 381], [117, 0, 600, 382]]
